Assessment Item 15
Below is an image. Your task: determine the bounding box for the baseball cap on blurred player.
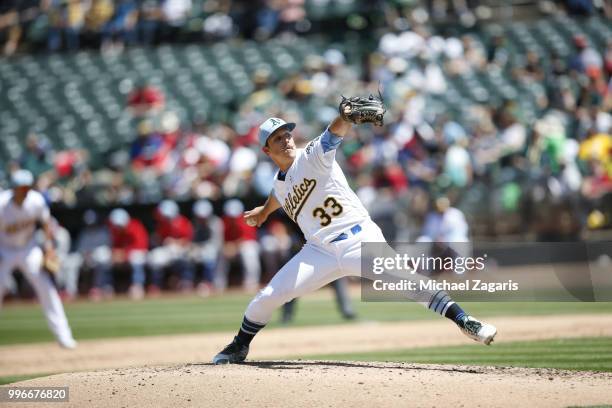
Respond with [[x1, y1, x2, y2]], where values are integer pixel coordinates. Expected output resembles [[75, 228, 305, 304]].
[[223, 199, 244, 218], [193, 199, 213, 218], [11, 169, 34, 187], [158, 199, 179, 219], [109, 208, 130, 228], [258, 117, 296, 147]]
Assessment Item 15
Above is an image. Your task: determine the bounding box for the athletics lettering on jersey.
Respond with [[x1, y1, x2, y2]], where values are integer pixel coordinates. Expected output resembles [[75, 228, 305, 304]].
[[273, 128, 369, 246], [283, 178, 317, 221]]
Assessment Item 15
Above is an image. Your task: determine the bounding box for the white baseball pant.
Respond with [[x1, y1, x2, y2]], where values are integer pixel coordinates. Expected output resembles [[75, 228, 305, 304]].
[[0, 243, 75, 344], [244, 218, 436, 325]]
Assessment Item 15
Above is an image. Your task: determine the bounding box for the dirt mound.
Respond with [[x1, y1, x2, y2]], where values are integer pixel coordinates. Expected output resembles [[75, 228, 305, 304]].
[[14, 361, 612, 408], [2, 314, 612, 377]]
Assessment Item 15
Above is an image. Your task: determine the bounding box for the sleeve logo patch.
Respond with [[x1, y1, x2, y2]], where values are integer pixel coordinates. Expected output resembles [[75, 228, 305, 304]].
[[305, 136, 320, 155]]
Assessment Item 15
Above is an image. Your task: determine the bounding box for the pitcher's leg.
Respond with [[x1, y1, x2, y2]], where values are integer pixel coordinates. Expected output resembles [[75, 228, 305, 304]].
[[341, 221, 445, 306], [244, 245, 338, 325], [342, 220, 497, 345], [213, 244, 340, 364], [345, 238, 469, 319]]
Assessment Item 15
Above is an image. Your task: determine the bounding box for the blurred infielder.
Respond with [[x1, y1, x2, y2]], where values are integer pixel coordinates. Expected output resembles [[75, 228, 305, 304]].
[[0, 170, 77, 349], [213, 96, 497, 364]]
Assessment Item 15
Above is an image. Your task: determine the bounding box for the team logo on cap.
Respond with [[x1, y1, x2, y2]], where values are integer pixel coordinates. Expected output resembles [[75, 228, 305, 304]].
[[270, 118, 281, 126]]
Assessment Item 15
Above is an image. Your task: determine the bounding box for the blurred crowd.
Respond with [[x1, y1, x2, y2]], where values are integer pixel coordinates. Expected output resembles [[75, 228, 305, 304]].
[[0, 0, 340, 55], [2, 1, 611, 56]]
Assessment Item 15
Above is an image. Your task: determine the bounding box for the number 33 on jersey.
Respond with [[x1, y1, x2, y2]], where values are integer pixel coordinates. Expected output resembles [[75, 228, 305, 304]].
[[313, 196, 343, 226], [272, 128, 369, 246]]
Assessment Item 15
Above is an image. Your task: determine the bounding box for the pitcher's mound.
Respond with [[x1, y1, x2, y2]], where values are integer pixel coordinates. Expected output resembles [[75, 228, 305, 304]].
[[13, 361, 612, 407]]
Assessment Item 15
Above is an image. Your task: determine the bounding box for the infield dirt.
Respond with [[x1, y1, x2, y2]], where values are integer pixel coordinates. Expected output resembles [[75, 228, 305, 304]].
[[2, 313, 612, 377], [13, 361, 612, 407], [4, 313, 612, 407]]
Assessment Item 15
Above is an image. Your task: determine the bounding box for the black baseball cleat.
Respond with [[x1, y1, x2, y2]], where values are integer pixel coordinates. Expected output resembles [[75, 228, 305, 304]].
[[457, 315, 497, 345], [212, 337, 249, 365]]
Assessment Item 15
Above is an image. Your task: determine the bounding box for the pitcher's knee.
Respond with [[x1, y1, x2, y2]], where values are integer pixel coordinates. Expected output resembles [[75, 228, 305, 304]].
[[245, 285, 291, 324]]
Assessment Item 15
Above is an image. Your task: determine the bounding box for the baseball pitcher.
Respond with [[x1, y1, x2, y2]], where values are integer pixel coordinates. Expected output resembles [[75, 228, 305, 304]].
[[213, 96, 496, 364]]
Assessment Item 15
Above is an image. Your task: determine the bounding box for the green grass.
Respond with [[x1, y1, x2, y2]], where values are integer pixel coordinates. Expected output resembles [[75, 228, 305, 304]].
[[295, 337, 612, 372], [0, 373, 50, 385], [1, 293, 612, 346]]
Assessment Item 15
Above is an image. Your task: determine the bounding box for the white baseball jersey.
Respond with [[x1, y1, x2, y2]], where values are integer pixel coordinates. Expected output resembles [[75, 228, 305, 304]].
[[273, 128, 369, 247], [0, 189, 50, 249]]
